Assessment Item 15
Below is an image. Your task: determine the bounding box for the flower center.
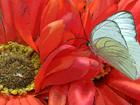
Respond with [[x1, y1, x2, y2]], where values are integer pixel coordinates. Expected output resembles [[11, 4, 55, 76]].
[[94, 64, 111, 80], [0, 42, 40, 95]]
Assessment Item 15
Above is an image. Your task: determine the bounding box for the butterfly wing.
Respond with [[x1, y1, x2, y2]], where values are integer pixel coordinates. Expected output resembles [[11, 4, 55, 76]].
[[91, 11, 140, 79], [108, 12, 140, 76]]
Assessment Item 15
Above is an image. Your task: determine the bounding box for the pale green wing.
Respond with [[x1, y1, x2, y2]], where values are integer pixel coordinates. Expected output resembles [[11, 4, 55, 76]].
[[92, 37, 137, 79], [91, 20, 127, 48], [107, 12, 140, 77], [91, 11, 140, 79]]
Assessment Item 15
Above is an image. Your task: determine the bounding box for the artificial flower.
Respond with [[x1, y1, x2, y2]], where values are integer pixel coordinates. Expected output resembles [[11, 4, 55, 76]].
[[34, 0, 140, 105]]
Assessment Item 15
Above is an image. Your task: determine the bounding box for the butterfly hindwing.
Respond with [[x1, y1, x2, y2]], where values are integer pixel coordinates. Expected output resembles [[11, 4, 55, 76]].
[[92, 37, 137, 79]]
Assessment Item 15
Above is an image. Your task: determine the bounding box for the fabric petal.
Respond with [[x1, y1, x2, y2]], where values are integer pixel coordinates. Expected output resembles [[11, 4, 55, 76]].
[[48, 85, 68, 105], [68, 81, 96, 105]]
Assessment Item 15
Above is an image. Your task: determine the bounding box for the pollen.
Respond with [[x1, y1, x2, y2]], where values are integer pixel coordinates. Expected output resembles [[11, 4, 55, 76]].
[[0, 42, 40, 95]]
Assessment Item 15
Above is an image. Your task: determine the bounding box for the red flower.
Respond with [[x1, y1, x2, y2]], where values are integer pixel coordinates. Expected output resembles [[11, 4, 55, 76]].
[[34, 0, 140, 105], [0, 0, 74, 105], [0, 0, 49, 105]]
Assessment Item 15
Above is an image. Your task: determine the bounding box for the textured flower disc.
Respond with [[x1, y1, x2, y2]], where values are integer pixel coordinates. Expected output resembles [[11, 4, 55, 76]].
[[0, 42, 40, 95]]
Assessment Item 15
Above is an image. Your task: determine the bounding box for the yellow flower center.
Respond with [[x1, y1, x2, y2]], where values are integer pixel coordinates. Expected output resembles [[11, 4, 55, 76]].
[[0, 42, 40, 95]]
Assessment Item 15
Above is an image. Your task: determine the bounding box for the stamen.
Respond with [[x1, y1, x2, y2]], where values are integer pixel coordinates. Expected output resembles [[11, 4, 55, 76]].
[[0, 42, 40, 95]]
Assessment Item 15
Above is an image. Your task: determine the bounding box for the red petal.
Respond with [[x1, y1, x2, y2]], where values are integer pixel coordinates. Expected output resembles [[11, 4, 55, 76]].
[[20, 96, 30, 105], [0, 1, 20, 43], [37, 20, 65, 62], [0, 95, 7, 105], [63, 0, 119, 40], [12, 0, 37, 51], [48, 85, 68, 105], [36, 56, 97, 91], [6, 96, 21, 105], [63, 0, 87, 37], [20, 95, 43, 105], [135, 101, 140, 105], [86, 2, 118, 38], [95, 88, 106, 105], [35, 45, 76, 92], [35, 43, 100, 92], [27, 95, 44, 105], [82, 60, 102, 80], [106, 70, 140, 101], [25, 0, 45, 39], [131, 1, 140, 42], [0, 18, 6, 43], [8, 0, 43, 51], [98, 84, 130, 105], [118, 0, 137, 10], [13, 98, 21, 105], [88, 0, 119, 16], [68, 81, 96, 105], [40, 0, 71, 29], [40, 57, 97, 86], [68, 0, 86, 12], [63, 12, 85, 38]]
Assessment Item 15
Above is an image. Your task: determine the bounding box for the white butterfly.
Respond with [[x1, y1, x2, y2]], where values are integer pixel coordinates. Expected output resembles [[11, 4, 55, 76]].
[[90, 11, 140, 80]]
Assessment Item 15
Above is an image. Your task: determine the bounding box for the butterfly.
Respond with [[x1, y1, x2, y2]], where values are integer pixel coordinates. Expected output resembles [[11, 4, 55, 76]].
[[90, 11, 140, 80]]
